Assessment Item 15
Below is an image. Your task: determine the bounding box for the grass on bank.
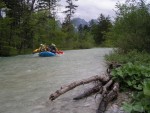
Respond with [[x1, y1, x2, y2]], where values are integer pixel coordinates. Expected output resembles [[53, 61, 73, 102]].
[[105, 49, 150, 65]]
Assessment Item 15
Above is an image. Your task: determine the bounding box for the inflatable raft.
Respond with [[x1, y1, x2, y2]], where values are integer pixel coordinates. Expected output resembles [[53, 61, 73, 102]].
[[39, 51, 56, 57], [38, 51, 64, 57]]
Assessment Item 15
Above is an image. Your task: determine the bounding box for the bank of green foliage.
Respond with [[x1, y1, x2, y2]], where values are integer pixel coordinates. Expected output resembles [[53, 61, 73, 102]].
[[106, 50, 150, 113], [111, 62, 150, 113], [104, 0, 150, 53], [105, 50, 150, 65], [0, 1, 96, 56], [123, 88, 150, 113], [0, 0, 115, 56], [105, 1, 150, 112], [112, 63, 150, 91], [0, 46, 17, 56], [0, 40, 17, 56], [0, 10, 95, 56]]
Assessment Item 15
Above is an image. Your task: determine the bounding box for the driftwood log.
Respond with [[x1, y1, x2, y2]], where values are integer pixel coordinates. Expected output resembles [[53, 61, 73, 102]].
[[49, 75, 109, 101], [73, 82, 102, 100], [96, 82, 119, 113], [49, 62, 121, 113]]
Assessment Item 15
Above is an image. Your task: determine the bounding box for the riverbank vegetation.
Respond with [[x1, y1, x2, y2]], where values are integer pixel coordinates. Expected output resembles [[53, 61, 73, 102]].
[[105, 0, 150, 112], [0, 0, 112, 56]]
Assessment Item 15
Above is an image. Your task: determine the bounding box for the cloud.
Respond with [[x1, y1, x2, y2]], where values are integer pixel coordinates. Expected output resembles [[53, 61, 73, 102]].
[[57, 0, 126, 22]]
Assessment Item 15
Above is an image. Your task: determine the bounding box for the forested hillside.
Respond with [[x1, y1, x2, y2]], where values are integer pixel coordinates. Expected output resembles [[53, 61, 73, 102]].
[[0, 0, 112, 56], [0, 0, 150, 56]]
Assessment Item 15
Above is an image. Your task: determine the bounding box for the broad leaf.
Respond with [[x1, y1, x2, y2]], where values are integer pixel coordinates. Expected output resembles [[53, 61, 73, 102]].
[[143, 80, 150, 96], [133, 103, 144, 112]]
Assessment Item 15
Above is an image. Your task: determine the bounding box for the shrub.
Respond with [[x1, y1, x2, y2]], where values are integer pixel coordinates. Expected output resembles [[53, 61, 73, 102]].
[[123, 79, 150, 113], [112, 62, 150, 91], [105, 49, 150, 65], [111, 62, 150, 113], [105, 1, 150, 53], [0, 46, 17, 56]]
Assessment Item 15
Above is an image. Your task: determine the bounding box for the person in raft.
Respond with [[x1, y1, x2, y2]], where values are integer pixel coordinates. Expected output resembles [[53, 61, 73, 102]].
[[39, 44, 47, 52], [48, 43, 58, 53]]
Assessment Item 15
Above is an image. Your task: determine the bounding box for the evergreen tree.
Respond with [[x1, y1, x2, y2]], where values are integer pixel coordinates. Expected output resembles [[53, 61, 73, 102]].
[[36, 0, 58, 18], [91, 14, 112, 45], [63, 0, 78, 24], [62, 0, 78, 32], [78, 24, 83, 32]]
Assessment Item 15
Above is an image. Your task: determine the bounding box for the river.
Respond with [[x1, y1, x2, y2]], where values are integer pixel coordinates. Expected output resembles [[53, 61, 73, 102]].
[[0, 48, 112, 113]]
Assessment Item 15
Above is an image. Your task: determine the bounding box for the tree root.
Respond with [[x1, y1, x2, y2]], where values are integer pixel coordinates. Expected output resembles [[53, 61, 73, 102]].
[[96, 82, 119, 113], [49, 75, 109, 101], [49, 62, 121, 113]]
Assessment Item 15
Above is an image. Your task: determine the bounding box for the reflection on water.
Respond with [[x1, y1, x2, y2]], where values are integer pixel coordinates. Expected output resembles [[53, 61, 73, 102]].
[[0, 48, 112, 113]]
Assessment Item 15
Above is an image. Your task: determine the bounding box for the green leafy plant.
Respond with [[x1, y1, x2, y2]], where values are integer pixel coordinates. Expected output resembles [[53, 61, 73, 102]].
[[112, 62, 150, 91], [143, 79, 150, 96], [111, 62, 150, 113], [123, 80, 150, 113]]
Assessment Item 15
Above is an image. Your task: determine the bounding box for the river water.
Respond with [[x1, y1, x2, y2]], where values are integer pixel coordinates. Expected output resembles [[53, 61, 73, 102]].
[[0, 48, 112, 113]]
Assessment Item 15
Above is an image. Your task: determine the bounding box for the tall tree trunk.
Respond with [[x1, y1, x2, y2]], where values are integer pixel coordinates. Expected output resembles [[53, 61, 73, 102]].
[[31, 0, 36, 11]]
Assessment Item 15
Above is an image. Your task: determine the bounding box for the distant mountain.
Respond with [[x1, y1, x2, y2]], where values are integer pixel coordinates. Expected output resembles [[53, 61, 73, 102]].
[[88, 19, 98, 25], [71, 18, 88, 28]]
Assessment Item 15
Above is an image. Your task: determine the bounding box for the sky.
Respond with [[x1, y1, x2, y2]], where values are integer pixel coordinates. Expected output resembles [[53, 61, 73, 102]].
[[57, 0, 126, 22]]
